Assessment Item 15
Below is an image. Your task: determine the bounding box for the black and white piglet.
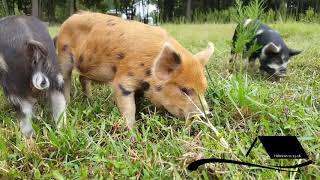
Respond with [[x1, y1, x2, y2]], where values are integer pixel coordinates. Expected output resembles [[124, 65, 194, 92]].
[[231, 19, 301, 77], [0, 16, 66, 137]]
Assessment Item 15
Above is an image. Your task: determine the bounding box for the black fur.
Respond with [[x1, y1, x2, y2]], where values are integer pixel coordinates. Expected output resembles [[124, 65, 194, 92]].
[[145, 69, 151, 77], [119, 84, 132, 96], [141, 81, 150, 92], [112, 65, 117, 73], [173, 52, 181, 64]]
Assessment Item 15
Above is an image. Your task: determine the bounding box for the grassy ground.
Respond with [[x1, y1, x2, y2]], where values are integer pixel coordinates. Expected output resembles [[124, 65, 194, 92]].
[[0, 23, 319, 179]]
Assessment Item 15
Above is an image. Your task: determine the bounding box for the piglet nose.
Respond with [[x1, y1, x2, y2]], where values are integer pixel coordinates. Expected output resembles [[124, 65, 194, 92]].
[[205, 111, 213, 118], [32, 72, 50, 90], [41, 79, 47, 86], [198, 112, 213, 121], [279, 68, 287, 74]]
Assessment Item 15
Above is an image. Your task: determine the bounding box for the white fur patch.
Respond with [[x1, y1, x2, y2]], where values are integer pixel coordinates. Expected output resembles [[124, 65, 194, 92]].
[[267, 63, 281, 71], [282, 61, 289, 68], [8, 95, 22, 106], [261, 42, 281, 60], [20, 100, 34, 137], [32, 72, 50, 90], [19, 99, 33, 119], [244, 19, 252, 27], [256, 29, 264, 35], [8, 96, 33, 115], [268, 61, 289, 72], [50, 91, 66, 128], [8, 96, 34, 137], [0, 54, 8, 72], [56, 73, 64, 86]]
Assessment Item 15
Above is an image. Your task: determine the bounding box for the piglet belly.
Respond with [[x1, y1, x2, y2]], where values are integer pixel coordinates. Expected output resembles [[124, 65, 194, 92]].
[[79, 63, 117, 83]]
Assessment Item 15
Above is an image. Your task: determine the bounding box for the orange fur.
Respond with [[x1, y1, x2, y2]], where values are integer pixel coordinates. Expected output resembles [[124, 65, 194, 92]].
[[57, 11, 214, 128]]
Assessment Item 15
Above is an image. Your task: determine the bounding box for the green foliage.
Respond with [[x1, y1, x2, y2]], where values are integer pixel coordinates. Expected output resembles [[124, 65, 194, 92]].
[[231, 0, 263, 61], [262, 9, 276, 23], [232, 0, 265, 23], [166, 0, 320, 24], [300, 7, 320, 23]]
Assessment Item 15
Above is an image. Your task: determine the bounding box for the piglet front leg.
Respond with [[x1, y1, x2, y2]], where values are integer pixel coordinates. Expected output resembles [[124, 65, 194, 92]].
[[113, 83, 136, 130], [79, 75, 92, 97], [50, 90, 66, 128], [9, 96, 35, 138]]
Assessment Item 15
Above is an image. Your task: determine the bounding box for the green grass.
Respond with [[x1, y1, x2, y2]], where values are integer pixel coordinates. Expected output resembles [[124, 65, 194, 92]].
[[1, 23, 320, 179]]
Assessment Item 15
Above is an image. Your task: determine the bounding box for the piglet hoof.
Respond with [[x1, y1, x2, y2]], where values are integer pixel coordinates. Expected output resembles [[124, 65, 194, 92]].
[[22, 128, 36, 139], [25, 138, 37, 151], [33, 114, 41, 121], [55, 112, 67, 130], [20, 123, 35, 138], [83, 91, 92, 98], [56, 119, 66, 130], [125, 121, 135, 131]]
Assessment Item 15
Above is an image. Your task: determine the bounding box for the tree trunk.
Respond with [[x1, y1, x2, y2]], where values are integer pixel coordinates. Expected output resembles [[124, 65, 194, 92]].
[[163, 0, 175, 22], [32, 0, 39, 17], [48, 0, 55, 22], [131, 0, 135, 20], [2, 0, 9, 15], [146, 0, 150, 24], [157, 0, 161, 23], [186, 0, 192, 20], [69, 0, 75, 16]]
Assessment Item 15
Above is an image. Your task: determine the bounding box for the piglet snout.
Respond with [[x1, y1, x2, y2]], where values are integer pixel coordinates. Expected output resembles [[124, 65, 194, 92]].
[[32, 72, 50, 90], [279, 68, 287, 74]]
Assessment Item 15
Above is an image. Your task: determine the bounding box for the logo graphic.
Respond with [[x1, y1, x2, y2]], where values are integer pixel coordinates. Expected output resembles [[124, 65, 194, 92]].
[[188, 136, 313, 172]]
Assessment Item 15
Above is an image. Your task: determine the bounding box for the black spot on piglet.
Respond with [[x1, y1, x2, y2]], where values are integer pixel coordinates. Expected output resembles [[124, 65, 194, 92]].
[[117, 52, 125, 60], [119, 84, 132, 96], [141, 81, 150, 91], [112, 65, 117, 73], [173, 52, 181, 64], [145, 69, 151, 77]]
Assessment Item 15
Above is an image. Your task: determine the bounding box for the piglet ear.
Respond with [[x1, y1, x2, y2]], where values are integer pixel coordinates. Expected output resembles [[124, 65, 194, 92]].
[[26, 39, 48, 60], [195, 42, 214, 66], [154, 42, 182, 81], [262, 42, 281, 57], [289, 48, 302, 57]]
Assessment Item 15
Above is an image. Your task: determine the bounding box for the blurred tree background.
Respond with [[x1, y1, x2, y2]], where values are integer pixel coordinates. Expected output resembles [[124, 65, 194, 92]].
[[0, 0, 319, 23]]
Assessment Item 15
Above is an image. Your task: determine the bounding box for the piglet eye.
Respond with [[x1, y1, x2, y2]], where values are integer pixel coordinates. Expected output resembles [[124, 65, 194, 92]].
[[180, 87, 193, 96]]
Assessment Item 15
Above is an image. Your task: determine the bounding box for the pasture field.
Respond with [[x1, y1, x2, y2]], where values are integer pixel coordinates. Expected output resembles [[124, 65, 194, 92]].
[[0, 23, 319, 179]]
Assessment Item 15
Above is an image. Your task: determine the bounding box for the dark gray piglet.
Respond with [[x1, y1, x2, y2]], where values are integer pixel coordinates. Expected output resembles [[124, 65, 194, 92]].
[[0, 16, 66, 137], [231, 19, 301, 77]]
